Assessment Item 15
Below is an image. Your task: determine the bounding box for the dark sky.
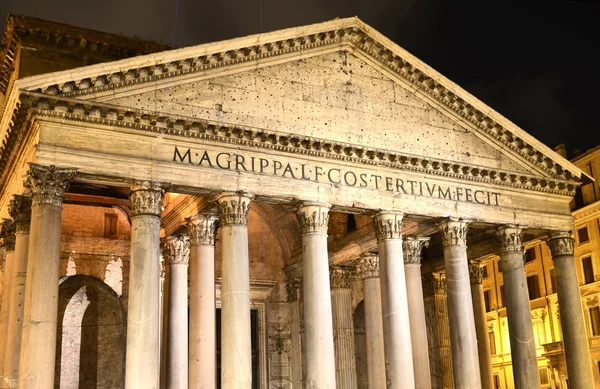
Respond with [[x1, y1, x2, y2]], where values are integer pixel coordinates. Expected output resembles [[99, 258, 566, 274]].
[[1, 0, 598, 158]]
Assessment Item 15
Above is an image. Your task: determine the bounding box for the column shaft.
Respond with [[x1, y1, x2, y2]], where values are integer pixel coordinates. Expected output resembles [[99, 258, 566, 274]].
[[548, 232, 594, 389], [404, 237, 432, 389], [356, 254, 386, 389], [0, 220, 15, 389], [496, 227, 540, 389], [125, 182, 164, 389], [373, 212, 415, 389], [468, 261, 493, 389], [217, 193, 253, 389], [330, 268, 358, 389], [4, 196, 31, 389], [188, 215, 218, 389], [18, 164, 75, 389], [440, 219, 481, 389], [432, 272, 454, 389], [286, 279, 303, 389], [298, 202, 336, 389], [163, 236, 190, 389]]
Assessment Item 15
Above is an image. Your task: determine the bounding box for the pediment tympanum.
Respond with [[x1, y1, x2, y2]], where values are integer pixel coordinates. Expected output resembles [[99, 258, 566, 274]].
[[0, 17, 586, 230]]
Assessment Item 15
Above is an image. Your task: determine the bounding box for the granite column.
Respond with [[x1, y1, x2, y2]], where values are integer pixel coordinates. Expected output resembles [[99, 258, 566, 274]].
[[355, 253, 386, 389], [297, 202, 336, 389], [439, 218, 481, 389], [4, 196, 31, 389], [18, 164, 76, 389], [216, 192, 253, 389], [403, 237, 432, 389], [496, 226, 540, 389], [373, 211, 415, 389], [547, 232, 594, 389], [125, 181, 164, 389], [162, 236, 190, 389], [187, 214, 218, 389]]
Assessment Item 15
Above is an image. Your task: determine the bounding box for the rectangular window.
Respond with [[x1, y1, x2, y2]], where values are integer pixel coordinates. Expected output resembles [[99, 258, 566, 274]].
[[582, 256, 595, 284], [525, 247, 536, 263], [482, 265, 489, 279], [493, 374, 500, 389], [590, 306, 600, 337], [527, 275, 540, 300], [103, 213, 118, 238], [484, 290, 491, 312], [578, 226, 590, 245], [489, 332, 496, 355], [539, 367, 549, 386], [550, 268, 558, 294]]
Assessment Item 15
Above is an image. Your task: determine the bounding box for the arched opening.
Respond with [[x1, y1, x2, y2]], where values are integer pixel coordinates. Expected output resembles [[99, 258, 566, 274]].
[[353, 300, 367, 389], [55, 275, 126, 389]]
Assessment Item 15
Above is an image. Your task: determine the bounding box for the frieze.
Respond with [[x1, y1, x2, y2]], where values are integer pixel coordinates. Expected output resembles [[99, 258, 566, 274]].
[[215, 192, 252, 226], [355, 253, 379, 279], [297, 202, 330, 234], [23, 163, 77, 207], [24, 23, 577, 185], [161, 236, 191, 265], [25, 100, 579, 198], [0, 219, 15, 252], [9, 195, 32, 234], [373, 212, 403, 242], [547, 232, 575, 257], [403, 237, 430, 265], [495, 226, 523, 255], [439, 218, 469, 247], [187, 214, 218, 246], [129, 181, 164, 217]]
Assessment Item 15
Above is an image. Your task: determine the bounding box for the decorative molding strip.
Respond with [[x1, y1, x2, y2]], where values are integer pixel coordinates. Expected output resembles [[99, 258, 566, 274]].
[[297, 202, 330, 234], [373, 212, 403, 242], [439, 218, 469, 247], [23, 24, 576, 184], [186, 213, 218, 246], [21, 96, 579, 197], [547, 232, 575, 257], [23, 163, 77, 207], [403, 236, 430, 265], [129, 180, 165, 217], [161, 235, 191, 265], [8, 194, 31, 234]]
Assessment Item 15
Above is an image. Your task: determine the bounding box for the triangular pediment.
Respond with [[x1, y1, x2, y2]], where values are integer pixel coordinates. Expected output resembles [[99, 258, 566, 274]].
[[6, 17, 587, 189]]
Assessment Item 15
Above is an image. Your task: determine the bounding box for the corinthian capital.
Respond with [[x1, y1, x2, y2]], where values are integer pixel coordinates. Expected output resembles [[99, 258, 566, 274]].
[[129, 181, 165, 217], [330, 266, 354, 289], [297, 202, 330, 234], [439, 218, 469, 247], [23, 163, 77, 206], [215, 192, 253, 226], [468, 259, 485, 284], [355, 252, 379, 279], [0, 219, 16, 252], [187, 213, 218, 246], [286, 278, 301, 302], [9, 195, 32, 234], [403, 236, 430, 265], [495, 225, 523, 254], [547, 231, 575, 257], [161, 236, 190, 265], [432, 271, 447, 295], [372, 211, 403, 242]]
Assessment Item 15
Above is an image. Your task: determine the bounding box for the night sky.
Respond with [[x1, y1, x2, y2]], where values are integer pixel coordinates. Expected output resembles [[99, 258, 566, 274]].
[[1, 0, 598, 158]]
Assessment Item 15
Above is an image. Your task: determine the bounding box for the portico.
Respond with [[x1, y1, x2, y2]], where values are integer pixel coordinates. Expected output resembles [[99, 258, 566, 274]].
[[0, 16, 594, 389]]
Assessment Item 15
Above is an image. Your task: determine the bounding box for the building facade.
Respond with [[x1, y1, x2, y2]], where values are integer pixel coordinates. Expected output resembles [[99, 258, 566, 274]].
[[0, 14, 596, 389]]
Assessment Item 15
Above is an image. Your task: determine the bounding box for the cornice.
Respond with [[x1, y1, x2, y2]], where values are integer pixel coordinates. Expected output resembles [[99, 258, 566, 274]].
[[17, 21, 580, 184], [15, 94, 578, 197]]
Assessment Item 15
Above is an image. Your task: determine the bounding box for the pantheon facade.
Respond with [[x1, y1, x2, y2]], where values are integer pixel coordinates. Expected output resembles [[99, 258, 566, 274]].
[[0, 14, 595, 389]]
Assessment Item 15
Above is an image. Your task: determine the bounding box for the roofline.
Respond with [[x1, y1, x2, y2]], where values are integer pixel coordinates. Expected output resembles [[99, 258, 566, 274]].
[[9, 16, 587, 181]]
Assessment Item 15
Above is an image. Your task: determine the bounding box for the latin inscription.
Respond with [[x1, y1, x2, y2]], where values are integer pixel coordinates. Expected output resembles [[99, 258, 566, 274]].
[[172, 147, 501, 206]]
